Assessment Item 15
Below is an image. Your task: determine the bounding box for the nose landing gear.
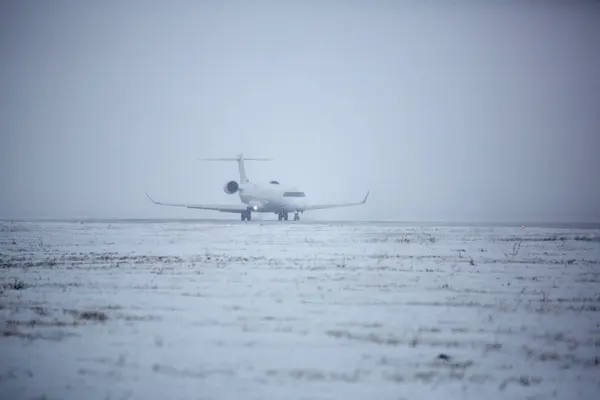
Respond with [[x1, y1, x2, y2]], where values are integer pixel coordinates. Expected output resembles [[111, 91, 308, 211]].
[[293, 212, 300, 221]]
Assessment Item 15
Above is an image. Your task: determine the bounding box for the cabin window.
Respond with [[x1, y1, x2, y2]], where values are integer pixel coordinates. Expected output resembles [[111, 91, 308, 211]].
[[283, 191, 305, 197]]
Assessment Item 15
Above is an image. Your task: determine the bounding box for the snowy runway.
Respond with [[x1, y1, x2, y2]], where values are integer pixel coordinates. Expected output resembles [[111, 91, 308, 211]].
[[1, 220, 599, 400]]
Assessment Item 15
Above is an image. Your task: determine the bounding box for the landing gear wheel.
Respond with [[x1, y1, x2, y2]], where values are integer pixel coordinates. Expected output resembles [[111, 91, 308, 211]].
[[294, 212, 300, 221], [277, 212, 288, 221], [241, 211, 252, 221]]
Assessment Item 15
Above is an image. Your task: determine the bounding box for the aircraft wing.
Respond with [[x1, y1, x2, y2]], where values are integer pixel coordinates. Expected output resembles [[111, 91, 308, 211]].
[[300, 191, 370, 211], [145, 192, 248, 213]]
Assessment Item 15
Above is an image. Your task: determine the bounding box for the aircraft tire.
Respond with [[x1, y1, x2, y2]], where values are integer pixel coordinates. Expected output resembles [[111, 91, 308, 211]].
[[241, 211, 252, 221]]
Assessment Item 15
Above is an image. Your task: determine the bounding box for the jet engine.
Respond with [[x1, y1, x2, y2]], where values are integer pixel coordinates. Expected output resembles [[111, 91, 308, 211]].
[[223, 180, 239, 194]]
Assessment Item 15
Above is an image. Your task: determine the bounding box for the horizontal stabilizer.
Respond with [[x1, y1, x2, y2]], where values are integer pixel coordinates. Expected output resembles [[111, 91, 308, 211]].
[[198, 157, 272, 161], [197, 153, 272, 183]]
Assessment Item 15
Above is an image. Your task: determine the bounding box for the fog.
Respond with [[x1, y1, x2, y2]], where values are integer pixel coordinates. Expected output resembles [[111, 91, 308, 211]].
[[1, 0, 599, 222]]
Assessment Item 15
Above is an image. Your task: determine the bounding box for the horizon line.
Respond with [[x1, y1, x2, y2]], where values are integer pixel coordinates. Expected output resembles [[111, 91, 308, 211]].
[[1, 217, 600, 226]]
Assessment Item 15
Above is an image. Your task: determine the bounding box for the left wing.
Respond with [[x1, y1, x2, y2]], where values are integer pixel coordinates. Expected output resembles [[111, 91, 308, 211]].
[[145, 192, 248, 213], [300, 191, 370, 211]]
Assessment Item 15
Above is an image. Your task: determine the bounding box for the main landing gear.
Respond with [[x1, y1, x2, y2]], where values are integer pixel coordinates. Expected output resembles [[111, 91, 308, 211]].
[[277, 212, 301, 221], [277, 212, 288, 221], [241, 210, 252, 221]]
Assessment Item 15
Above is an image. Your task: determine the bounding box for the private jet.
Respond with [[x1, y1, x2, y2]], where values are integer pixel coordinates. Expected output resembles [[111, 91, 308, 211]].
[[145, 154, 369, 221]]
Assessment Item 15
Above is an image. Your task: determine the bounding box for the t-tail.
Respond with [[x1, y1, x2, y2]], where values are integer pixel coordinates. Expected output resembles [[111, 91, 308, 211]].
[[198, 153, 272, 183]]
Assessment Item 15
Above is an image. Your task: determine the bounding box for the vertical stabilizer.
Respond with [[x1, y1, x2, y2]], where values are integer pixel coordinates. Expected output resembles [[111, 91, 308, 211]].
[[237, 154, 248, 183]]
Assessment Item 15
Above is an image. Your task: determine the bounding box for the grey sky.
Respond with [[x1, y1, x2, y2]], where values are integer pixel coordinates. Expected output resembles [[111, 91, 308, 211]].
[[1, 1, 599, 222]]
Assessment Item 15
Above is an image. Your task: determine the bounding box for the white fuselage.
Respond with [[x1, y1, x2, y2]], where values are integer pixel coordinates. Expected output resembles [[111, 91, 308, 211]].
[[237, 182, 307, 213]]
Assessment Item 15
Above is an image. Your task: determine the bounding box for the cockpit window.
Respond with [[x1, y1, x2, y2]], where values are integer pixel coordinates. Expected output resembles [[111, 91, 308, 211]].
[[283, 191, 305, 197], [269, 180, 280, 185]]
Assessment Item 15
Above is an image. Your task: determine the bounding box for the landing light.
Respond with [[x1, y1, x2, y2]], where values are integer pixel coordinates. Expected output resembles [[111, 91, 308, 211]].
[[253, 205, 258, 211]]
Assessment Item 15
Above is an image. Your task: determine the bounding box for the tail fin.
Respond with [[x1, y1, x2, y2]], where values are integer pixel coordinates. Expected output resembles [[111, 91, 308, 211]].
[[198, 153, 272, 183]]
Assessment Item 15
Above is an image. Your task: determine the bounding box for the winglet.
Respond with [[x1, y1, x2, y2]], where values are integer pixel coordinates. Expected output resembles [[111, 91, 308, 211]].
[[145, 191, 158, 204], [362, 191, 370, 204]]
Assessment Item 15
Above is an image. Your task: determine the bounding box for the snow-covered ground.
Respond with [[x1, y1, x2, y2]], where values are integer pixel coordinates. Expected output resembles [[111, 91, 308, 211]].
[[1, 220, 599, 400]]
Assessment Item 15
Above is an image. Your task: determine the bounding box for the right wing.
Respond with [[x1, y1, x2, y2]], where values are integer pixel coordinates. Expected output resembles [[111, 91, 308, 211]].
[[300, 191, 370, 211], [145, 192, 248, 213]]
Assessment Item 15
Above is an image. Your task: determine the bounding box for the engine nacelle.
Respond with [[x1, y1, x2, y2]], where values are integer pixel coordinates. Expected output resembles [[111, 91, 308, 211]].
[[223, 180, 239, 194]]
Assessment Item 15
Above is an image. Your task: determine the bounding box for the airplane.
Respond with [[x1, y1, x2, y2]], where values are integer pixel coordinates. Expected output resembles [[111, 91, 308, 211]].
[[145, 153, 369, 221]]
